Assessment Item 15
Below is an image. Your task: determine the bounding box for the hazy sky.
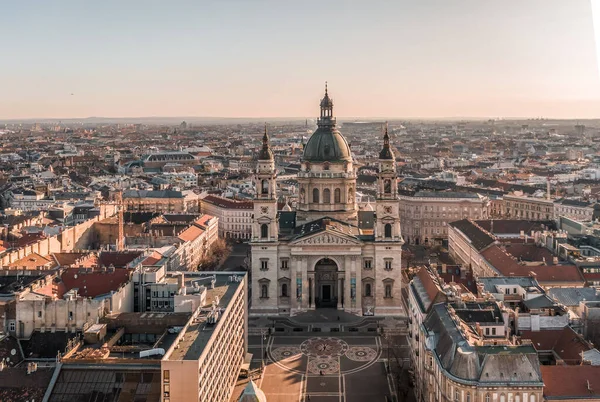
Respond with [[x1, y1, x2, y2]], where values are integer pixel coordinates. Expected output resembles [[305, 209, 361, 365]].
[[2, 0, 600, 119]]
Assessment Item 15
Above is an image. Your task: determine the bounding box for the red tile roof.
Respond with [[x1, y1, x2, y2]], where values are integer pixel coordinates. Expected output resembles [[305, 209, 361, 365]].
[[521, 326, 591, 364], [7, 253, 57, 270], [60, 267, 132, 298], [202, 195, 253, 209], [98, 251, 142, 268], [178, 224, 205, 242], [541, 366, 600, 399], [503, 244, 554, 262], [481, 245, 584, 285]]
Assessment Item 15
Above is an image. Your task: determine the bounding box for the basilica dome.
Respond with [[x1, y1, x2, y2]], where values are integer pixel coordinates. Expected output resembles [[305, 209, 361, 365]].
[[303, 126, 352, 162], [303, 84, 352, 163]]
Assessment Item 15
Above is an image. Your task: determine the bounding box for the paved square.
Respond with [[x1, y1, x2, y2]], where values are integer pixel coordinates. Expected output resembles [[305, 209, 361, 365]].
[[242, 334, 393, 401]]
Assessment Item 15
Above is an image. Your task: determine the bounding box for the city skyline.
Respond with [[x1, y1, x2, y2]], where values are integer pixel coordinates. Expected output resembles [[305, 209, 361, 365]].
[[3, 0, 600, 119]]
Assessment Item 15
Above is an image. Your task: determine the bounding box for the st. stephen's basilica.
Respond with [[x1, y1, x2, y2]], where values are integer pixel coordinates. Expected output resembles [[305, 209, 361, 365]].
[[250, 86, 404, 316]]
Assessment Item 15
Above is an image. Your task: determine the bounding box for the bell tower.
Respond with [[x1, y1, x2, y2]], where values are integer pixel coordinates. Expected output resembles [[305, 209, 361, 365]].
[[375, 125, 401, 241], [252, 124, 278, 241]]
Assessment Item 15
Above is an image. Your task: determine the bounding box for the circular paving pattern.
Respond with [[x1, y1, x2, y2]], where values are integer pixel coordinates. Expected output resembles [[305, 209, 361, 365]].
[[270, 346, 301, 361], [300, 337, 349, 358], [308, 357, 340, 375], [345, 346, 377, 362]]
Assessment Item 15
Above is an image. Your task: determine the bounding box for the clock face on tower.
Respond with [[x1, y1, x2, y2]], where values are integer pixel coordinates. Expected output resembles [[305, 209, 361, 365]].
[[384, 206, 392, 214], [261, 206, 269, 214]]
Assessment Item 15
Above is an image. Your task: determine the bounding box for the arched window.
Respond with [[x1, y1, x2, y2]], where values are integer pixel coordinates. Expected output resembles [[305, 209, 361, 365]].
[[385, 284, 392, 298], [261, 284, 268, 298], [261, 224, 268, 239], [334, 188, 341, 203], [455, 390, 460, 402], [323, 188, 331, 203], [281, 283, 288, 297], [385, 223, 392, 238], [261, 179, 269, 195], [485, 394, 490, 402], [384, 179, 392, 194], [466, 393, 470, 402], [365, 283, 372, 297], [313, 188, 320, 203]]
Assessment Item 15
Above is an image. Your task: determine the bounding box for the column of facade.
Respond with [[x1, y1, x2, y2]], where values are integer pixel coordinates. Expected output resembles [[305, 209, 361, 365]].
[[337, 275, 343, 309], [291, 256, 299, 313], [301, 257, 309, 310], [344, 256, 352, 314], [309, 272, 316, 310], [354, 255, 361, 315]]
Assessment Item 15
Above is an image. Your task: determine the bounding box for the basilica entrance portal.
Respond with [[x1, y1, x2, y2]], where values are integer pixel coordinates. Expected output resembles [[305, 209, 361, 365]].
[[313, 258, 340, 309]]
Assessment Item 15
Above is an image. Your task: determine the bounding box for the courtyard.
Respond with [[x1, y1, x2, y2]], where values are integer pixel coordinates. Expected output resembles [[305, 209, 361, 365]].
[[231, 332, 397, 402]]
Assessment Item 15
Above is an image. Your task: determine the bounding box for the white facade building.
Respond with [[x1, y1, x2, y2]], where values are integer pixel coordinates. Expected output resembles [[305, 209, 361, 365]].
[[250, 88, 404, 317]]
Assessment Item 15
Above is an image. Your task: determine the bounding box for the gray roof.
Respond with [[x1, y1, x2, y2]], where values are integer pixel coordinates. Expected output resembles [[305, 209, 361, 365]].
[[449, 220, 495, 251], [123, 190, 184, 199], [548, 287, 600, 306], [477, 276, 541, 294], [423, 303, 543, 384], [523, 294, 557, 310], [414, 191, 480, 199]]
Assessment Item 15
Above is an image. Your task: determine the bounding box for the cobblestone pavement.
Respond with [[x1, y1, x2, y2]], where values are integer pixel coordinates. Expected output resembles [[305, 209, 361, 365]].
[[234, 334, 395, 402]]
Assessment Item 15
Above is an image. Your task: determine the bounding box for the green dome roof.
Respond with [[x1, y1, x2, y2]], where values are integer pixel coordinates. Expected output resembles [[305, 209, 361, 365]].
[[303, 126, 352, 162]]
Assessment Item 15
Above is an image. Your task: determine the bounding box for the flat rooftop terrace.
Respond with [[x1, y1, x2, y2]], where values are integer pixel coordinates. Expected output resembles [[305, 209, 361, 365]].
[[166, 272, 245, 361]]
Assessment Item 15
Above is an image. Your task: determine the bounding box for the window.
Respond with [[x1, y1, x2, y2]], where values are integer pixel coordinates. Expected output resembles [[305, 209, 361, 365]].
[[384, 223, 392, 238], [384, 259, 393, 270], [68, 311, 73, 321], [492, 327, 496, 336], [163, 384, 170, 397], [334, 188, 341, 203], [384, 179, 392, 194], [501, 394, 506, 402], [455, 390, 460, 402], [281, 283, 288, 297], [313, 188, 320, 203], [466, 393, 470, 402], [485, 394, 490, 402], [261, 224, 268, 239], [37, 311, 42, 318], [323, 188, 331, 203], [9, 321, 15, 332], [364, 259, 372, 269], [385, 284, 392, 298], [530, 395, 535, 402], [163, 370, 170, 383], [281, 259, 289, 270], [365, 283, 372, 297], [261, 179, 269, 195], [261, 284, 269, 298], [260, 259, 269, 271]]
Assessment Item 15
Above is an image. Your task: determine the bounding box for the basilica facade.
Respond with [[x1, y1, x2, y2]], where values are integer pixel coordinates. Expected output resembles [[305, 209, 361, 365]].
[[250, 87, 404, 316]]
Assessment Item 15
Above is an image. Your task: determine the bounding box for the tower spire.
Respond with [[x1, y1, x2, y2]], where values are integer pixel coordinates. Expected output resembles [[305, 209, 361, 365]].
[[379, 122, 394, 160], [258, 123, 274, 161]]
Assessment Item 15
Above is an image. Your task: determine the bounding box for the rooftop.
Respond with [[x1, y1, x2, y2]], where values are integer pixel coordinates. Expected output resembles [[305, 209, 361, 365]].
[[166, 272, 245, 361]]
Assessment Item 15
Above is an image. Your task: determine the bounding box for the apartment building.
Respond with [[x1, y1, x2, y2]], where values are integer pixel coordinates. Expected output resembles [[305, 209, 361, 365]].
[[399, 191, 488, 246]]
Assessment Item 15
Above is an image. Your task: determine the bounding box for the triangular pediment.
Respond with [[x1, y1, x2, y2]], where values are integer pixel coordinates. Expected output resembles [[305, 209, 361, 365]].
[[290, 229, 361, 246]]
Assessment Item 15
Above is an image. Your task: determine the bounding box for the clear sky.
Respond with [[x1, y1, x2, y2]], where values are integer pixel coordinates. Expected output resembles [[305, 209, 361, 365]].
[[2, 0, 600, 119]]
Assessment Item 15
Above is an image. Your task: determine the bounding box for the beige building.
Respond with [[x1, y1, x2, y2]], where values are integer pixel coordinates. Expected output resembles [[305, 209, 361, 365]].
[[399, 191, 488, 246], [414, 302, 544, 402], [123, 190, 200, 214], [250, 88, 403, 317], [199, 194, 253, 240], [161, 272, 247, 402], [504, 194, 553, 221]]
